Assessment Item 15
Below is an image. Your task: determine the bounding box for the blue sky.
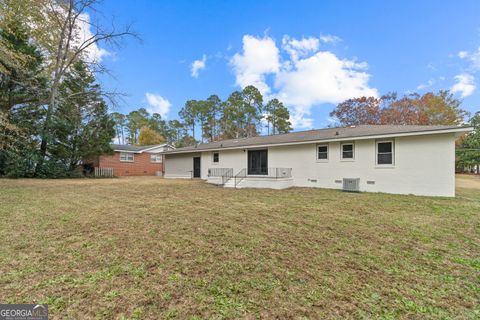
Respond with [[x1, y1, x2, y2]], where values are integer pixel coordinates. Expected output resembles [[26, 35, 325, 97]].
[[95, 0, 480, 131]]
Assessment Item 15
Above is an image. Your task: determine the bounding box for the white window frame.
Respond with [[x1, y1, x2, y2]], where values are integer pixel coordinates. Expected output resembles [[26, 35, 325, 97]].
[[316, 144, 329, 162], [150, 154, 162, 163], [212, 152, 220, 164], [340, 142, 355, 160], [376, 140, 395, 167], [120, 152, 134, 162]]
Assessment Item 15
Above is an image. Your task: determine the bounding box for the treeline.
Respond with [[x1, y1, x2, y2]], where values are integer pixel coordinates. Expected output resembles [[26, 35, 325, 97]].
[[1, 0, 477, 178], [114, 85, 292, 147], [0, 0, 135, 177], [330, 91, 468, 126], [330, 91, 480, 172], [456, 112, 480, 173]]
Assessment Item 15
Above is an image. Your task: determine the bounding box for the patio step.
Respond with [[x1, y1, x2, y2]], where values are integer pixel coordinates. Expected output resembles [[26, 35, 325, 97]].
[[223, 178, 244, 188]]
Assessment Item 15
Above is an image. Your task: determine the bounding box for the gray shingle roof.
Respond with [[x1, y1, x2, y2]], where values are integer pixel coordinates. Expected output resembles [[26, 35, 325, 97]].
[[164, 125, 471, 154]]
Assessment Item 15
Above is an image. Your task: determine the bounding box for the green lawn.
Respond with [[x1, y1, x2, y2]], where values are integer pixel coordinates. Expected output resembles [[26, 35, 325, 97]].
[[0, 176, 479, 319]]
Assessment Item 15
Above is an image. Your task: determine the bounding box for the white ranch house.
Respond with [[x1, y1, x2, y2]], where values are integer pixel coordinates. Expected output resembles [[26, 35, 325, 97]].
[[163, 125, 472, 197]]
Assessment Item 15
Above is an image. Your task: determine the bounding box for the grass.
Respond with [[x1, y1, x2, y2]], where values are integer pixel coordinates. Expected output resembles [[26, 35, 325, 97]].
[[0, 175, 479, 319]]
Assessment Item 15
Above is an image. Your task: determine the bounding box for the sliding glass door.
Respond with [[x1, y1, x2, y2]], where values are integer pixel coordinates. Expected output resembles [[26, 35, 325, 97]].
[[248, 150, 268, 175]]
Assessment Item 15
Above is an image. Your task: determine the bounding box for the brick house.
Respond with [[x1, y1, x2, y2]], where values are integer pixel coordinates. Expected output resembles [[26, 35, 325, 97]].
[[94, 143, 174, 177]]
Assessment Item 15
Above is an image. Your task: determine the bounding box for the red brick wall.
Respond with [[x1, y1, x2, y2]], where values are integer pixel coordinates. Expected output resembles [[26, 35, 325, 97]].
[[98, 152, 164, 176]]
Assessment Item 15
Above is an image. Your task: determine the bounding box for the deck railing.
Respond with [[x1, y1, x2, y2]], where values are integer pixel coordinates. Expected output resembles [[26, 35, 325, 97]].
[[234, 168, 247, 188], [234, 167, 292, 188], [208, 168, 234, 185], [208, 168, 232, 177], [94, 167, 113, 178], [221, 169, 233, 185], [266, 167, 292, 179]]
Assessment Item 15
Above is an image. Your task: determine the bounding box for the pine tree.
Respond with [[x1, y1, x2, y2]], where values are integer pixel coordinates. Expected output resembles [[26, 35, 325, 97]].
[[46, 61, 114, 176], [457, 112, 480, 174], [265, 99, 292, 135], [0, 7, 47, 176], [126, 108, 149, 144]]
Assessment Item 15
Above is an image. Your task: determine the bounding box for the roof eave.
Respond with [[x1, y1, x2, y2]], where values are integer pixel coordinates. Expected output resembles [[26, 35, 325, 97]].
[[163, 126, 474, 155], [113, 143, 175, 153], [139, 143, 176, 153], [113, 149, 141, 153]]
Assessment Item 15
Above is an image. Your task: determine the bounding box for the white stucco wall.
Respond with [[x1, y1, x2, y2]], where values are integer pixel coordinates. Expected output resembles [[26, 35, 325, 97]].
[[164, 133, 456, 196], [164, 152, 200, 178], [268, 133, 456, 196], [201, 149, 246, 178]]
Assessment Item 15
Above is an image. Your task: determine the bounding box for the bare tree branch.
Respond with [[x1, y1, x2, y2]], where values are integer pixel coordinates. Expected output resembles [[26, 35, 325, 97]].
[[35, 0, 140, 174]]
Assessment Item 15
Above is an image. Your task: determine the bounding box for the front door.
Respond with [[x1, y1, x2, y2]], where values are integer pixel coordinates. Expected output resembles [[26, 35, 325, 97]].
[[193, 157, 201, 178], [248, 150, 268, 175]]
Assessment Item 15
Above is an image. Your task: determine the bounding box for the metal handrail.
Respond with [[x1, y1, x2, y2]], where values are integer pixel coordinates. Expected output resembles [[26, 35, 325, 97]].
[[234, 167, 292, 187], [234, 168, 246, 188], [221, 168, 233, 185], [269, 167, 292, 179], [244, 168, 292, 179], [207, 168, 234, 185], [208, 167, 233, 177]]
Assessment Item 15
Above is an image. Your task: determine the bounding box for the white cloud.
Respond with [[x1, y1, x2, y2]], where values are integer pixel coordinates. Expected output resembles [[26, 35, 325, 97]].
[[458, 51, 468, 59], [282, 36, 319, 61], [275, 51, 378, 128], [451, 74, 476, 97], [42, 5, 110, 64], [230, 35, 280, 95], [319, 34, 342, 44], [469, 48, 480, 70], [417, 79, 434, 90], [458, 47, 480, 70], [145, 93, 172, 118], [75, 13, 110, 63], [229, 34, 377, 129], [191, 54, 207, 78]]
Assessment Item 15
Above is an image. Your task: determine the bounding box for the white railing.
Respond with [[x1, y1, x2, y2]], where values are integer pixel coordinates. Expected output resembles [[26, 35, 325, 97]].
[[94, 167, 113, 178]]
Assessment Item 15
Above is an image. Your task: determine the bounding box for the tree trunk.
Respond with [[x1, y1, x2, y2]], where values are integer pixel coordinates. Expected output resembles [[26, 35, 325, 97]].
[[272, 104, 276, 135], [35, 82, 58, 175], [35, 2, 74, 176]]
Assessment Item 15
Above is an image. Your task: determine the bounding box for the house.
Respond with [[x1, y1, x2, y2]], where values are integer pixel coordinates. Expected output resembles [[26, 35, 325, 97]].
[[162, 125, 473, 197], [94, 143, 174, 177]]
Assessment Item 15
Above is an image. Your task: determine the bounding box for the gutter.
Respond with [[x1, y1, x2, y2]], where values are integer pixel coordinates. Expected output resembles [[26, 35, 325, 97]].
[[113, 143, 175, 154], [162, 126, 474, 155]]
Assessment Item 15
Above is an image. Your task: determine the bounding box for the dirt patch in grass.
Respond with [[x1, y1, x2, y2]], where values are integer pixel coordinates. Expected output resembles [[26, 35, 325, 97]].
[[0, 177, 479, 319]]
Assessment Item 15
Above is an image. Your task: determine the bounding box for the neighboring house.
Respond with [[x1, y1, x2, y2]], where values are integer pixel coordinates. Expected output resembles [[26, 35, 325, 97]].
[[94, 143, 174, 177], [162, 125, 473, 197]]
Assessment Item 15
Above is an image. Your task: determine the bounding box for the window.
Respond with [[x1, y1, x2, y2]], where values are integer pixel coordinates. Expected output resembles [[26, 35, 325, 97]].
[[377, 141, 394, 165], [120, 152, 134, 162], [341, 143, 354, 159], [150, 154, 162, 163], [213, 152, 219, 163], [317, 144, 328, 160]]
